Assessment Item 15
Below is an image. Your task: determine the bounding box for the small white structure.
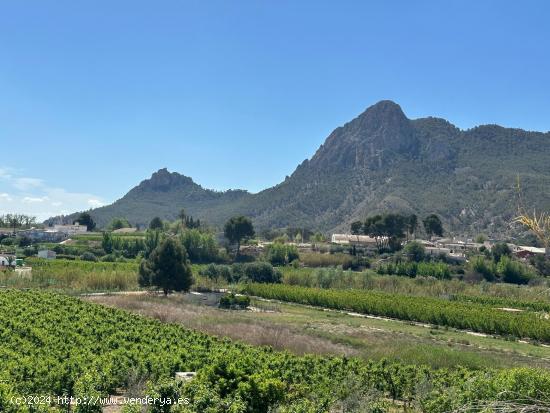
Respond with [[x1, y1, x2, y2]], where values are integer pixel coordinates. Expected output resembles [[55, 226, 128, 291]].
[[175, 372, 196, 382], [53, 223, 88, 235], [38, 250, 57, 259], [331, 234, 380, 246], [0, 255, 15, 267], [435, 239, 483, 253], [424, 246, 467, 262], [425, 246, 451, 256]]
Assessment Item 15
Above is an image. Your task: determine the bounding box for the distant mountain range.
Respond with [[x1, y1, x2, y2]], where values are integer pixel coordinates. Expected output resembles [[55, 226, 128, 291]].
[[51, 100, 550, 237]]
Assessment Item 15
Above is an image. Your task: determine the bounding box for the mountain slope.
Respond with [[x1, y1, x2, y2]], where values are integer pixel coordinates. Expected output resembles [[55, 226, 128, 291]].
[[54, 101, 550, 236]]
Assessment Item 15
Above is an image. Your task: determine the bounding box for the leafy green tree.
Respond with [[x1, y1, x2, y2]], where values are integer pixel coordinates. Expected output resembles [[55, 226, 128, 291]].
[[285, 227, 313, 242], [224, 216, 255, 256], [234, 262, 282, 283], [180, 228, 219, 263], [311, 232, 326, 243], [363, 214, 385, 250], [101, 232, 113, 254], [422, 214, 443, 239], [497, 256, 532, 285], [108, 217, 131, 230], [404, 241, 425, 262], [406, 214, 418, 240], [382, 214, 407, 239], [144, 229, 163, 258], [264, 242, 299, 266], [0, 214, 36, 233], [75, 212, 96, 231], [176, 209, 201, 230], [178, 208, 187, 228], [475, 234, 488, 244], [471, 256, 498, 281], [80, 252, 98, 262], [492, 242, 511, 262], [350, 221, 363, 235], [363, 213, 407, 252], [149, 216, 163, 230], [138, 237, 193, 295]]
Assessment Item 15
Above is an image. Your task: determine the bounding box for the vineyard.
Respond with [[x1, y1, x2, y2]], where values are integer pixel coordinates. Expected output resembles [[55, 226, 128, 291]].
[[1, 290, 550, 412], [243, 284, 550, 342], [452, 293, 550, 313]]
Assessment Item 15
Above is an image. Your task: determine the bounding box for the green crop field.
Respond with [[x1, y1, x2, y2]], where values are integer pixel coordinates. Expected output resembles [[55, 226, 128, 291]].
[[1, 289, 550, 413], [243, 283, 550, 342]]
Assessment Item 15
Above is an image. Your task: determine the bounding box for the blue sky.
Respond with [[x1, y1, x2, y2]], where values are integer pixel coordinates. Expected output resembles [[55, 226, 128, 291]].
[[1, 1, 549, 220]]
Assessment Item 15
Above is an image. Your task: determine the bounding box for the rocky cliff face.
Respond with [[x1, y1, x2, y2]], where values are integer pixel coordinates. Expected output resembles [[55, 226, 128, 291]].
[[53, 101, 550, 237], [309, 100, 418, 172]]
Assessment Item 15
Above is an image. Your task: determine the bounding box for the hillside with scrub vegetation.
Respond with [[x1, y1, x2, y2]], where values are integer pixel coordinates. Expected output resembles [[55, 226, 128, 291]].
[[52, 101, 550, 240]]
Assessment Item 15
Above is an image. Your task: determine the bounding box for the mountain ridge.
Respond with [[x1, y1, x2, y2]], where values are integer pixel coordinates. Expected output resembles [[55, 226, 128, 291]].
[[49, 100, 550, 237]]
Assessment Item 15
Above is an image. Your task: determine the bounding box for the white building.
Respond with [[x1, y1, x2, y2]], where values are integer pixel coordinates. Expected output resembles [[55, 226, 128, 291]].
[[52, 223, 88, 235], [512, 245, 547, 259], [434, 238, 484, 253], [331, 234, 380, 246]]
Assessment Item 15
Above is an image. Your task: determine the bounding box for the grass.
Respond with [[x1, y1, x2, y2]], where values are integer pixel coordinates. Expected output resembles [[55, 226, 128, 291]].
[[85, 292, 550, 371], [299, 252, 354, 267]]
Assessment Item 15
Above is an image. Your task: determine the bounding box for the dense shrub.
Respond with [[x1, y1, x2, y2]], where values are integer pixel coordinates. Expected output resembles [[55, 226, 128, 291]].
[[497, 256, 533, 285], [235, 262, 282, 283], [492, 242, 512, 262], [180, 229, 220, 263], [233, 253, 256, 263], [0, 237, 15, 246], [100, 253, 128, 263], [470, 256, 498, 282], [470, 256, 535, 285], [23, 245, 38, 257], [531, 255, 550, 276], [219, 292, 250, 309], [17, 236, 32, 247], [200, 263, 233, 282], [101, 232, 146, 258], [403, 241, 425, 262], [263, 242, 299, 266], [377, 261, 451, 279], [56, 254, 76, 260], [80, 252, 98, 262], [200, 262, 282, 284]]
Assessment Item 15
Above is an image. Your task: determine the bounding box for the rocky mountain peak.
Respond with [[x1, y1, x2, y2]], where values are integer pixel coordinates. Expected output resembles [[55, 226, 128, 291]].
[[309, 100, 417, 171], [137, 168, 198, 192], [358, 100, 407, 124]]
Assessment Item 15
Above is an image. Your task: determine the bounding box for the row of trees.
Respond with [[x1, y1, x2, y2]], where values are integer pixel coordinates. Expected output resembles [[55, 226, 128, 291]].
[[0, 214, 36, 232], [137, 214, 257, 295], [350, 213, 443, 251], [245, 283, 550, 341]]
